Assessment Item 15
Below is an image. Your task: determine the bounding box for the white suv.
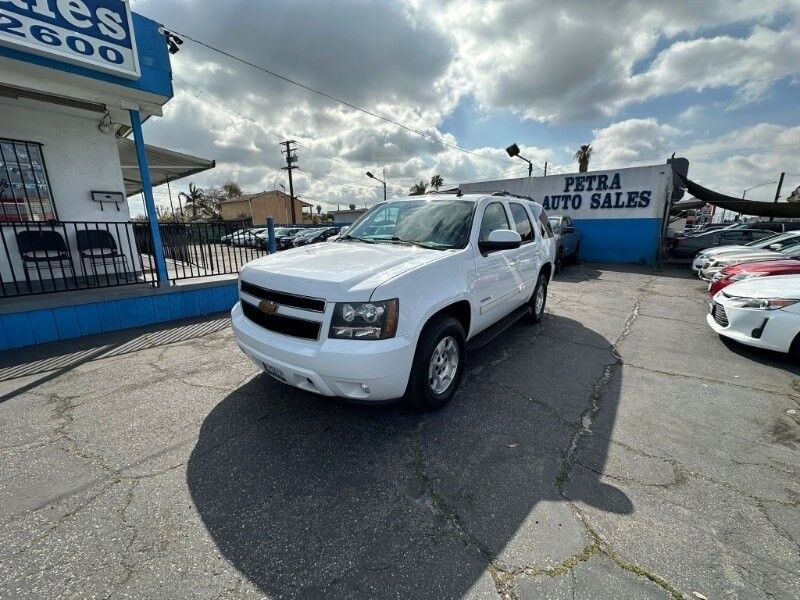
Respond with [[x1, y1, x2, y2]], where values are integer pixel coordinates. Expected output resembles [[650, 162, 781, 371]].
[[231, 193, 556, 410]]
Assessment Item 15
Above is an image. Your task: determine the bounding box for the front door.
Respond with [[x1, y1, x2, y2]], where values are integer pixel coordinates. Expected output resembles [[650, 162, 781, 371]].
[[472, 201, 522, 334]]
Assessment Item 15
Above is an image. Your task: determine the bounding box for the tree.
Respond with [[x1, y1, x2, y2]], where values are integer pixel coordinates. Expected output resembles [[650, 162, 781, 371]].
[[316, 204, 322, 215], [222, 181, 243, 199], [430, 174, 444, 191], [349, 203, 356, 210], [410, 181, 428, 196], [180, 183, 204, 220], [574, 144, 593, 173]]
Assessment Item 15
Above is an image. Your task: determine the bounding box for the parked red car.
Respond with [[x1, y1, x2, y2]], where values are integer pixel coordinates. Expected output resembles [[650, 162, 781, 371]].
[[708, 258, 800, 297]]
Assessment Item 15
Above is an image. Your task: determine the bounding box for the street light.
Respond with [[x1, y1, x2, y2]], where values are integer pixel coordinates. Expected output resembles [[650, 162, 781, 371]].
[[366, 169, 387, 201], [742, 181, 778, 198], [506, 143, 533, 177]]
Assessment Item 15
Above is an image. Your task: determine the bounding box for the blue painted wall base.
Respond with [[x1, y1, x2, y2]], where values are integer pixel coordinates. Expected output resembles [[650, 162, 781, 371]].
[[0, 283, 238, 351], [572, 218, 663, 265]]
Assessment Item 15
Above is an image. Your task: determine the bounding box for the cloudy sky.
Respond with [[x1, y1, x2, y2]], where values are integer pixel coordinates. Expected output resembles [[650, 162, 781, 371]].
[[128, 0, 800, 216]]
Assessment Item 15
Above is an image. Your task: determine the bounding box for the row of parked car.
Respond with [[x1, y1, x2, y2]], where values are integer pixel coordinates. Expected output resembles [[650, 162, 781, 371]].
[[673, 221, 800, 359], [221, 226, 343, 250]]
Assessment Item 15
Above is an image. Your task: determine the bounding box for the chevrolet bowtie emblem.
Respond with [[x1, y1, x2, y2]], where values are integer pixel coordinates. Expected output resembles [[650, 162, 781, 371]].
[[259, 300, 279, 315]]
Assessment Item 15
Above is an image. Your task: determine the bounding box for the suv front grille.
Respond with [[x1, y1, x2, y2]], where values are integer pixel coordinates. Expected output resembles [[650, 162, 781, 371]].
[[241, 301, 321, 340], [712, 303, 729, 327], [240, 281, 325, 312]]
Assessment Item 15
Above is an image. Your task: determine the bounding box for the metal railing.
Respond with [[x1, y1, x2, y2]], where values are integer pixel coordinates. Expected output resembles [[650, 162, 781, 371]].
[[0, 220, 270, 298]]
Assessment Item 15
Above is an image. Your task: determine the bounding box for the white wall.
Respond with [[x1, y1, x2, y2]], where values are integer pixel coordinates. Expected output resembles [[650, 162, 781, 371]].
[[0, 98, 129, 222], [0, 98, 141, 286]]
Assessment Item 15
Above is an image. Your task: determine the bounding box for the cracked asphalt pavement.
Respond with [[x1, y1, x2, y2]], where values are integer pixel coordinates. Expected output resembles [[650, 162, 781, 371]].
[[0, 264, 798, 599]]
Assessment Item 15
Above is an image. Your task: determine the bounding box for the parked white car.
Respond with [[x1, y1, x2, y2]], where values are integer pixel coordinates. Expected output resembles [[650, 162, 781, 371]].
[[232, 193, 557, 410], [708, 275, 800, 355], [698, 245, 800, 281], [692, 231, 800, 273]]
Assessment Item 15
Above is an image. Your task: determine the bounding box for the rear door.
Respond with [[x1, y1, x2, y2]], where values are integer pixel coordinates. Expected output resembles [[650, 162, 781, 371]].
[[508, 202, 540, 297], [472, 201, 521, 333]]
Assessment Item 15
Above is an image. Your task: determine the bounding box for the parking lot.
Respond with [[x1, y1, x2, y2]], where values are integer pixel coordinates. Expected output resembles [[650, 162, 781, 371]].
[[0, 264, 798, 599]]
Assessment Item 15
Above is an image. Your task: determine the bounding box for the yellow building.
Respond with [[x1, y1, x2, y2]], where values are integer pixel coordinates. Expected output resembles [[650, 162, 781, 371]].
[[220, 190, 311, 225]]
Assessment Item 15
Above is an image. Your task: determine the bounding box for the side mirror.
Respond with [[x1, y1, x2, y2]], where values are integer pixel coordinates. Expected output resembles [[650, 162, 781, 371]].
[[562, 226, 575, 234], [479, 229, 522, 253], [768, 243, 782, 251]]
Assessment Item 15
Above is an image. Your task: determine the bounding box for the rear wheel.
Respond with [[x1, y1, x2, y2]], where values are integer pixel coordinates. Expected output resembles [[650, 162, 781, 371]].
[[555, 248, 564, 274], [527, 272, 548, 324], [405, 316, 466, 411], [571, 242, 581, 264]]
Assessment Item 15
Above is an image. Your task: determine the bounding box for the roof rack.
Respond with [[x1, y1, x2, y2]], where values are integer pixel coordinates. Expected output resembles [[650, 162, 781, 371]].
[[490, 190, 536, 202]]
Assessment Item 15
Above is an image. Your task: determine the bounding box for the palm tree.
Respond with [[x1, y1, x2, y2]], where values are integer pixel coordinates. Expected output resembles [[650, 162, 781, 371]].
[[316, 204, 322, 215], [179, 183, 204, 220], [430, 174, 444, 191], [574, 145, 593, 173], [410, 181, 428, 196]]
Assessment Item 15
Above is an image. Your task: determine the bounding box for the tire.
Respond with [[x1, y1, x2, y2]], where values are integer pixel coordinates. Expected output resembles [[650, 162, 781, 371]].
[[405, 316, 466, 411], [555, 249, 564, 274], [527, 272, 548, 324], [571, 242, 581, 264]]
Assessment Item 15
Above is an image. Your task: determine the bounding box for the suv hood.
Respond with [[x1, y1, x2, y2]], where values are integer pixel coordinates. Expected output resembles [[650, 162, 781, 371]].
[[240, 241, 451, 300]]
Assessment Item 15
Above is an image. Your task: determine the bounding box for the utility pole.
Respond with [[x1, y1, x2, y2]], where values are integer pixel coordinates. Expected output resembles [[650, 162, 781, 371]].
[[544, 162, 548, 177], [280, 140, 298, 224]]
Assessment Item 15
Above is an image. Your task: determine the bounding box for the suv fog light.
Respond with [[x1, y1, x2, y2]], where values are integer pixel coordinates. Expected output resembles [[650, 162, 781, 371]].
[[360, 384, 370, 393]]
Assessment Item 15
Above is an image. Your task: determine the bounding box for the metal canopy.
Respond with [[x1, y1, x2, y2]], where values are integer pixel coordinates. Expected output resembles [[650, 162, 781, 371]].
[[117, 137, 216, 197], [679, 175, 800, 218]]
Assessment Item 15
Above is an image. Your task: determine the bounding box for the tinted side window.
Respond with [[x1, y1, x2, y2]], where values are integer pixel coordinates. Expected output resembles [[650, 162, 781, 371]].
[[479, 202, 511, 241], [509, 203, 534, 243]]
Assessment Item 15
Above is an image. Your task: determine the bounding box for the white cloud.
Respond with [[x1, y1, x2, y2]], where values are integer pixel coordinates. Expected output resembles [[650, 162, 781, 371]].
[[125, 0, 800, 215]]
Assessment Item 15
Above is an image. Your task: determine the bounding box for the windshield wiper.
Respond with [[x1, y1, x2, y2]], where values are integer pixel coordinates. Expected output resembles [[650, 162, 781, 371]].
[[389, 237, 450, 250], [341, 235, 377, 244]]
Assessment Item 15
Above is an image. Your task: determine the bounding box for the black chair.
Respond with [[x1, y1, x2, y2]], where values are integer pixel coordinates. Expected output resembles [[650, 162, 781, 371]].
[[76, 229, 129, 282], [16, 229, 75, 289]]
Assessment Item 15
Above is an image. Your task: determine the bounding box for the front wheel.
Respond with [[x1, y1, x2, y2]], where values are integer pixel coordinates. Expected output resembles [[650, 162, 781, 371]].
[[527, 272, 548, 324], [405, 316, 466, 411]]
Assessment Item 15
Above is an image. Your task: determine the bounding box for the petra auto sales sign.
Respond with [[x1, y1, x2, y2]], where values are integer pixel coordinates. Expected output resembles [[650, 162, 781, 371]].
[[0, 0, 139, 79]]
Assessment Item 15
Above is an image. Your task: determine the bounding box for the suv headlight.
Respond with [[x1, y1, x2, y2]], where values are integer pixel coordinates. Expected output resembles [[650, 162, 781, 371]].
[[329, 299, 399, 340]]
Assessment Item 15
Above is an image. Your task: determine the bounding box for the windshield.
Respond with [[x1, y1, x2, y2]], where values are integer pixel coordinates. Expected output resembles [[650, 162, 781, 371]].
[[343, 199, 475, 250], [747, 232, 790, 247]]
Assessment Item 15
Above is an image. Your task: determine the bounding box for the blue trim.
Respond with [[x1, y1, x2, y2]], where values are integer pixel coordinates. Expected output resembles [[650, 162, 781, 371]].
[[0, 282, 238, 351], [0, 13, 172, 99], [572, 218, 663, 265]]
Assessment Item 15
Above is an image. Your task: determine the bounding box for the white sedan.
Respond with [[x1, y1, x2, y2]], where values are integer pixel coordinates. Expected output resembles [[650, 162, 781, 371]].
[[708, 274, 800, 355], [691, 231, 800, 272]]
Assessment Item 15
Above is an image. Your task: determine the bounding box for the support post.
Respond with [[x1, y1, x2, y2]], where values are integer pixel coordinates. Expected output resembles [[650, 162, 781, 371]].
[[771, 172, 785, 222], [129, 109, 169, 287], [266, 217, 277, 254]]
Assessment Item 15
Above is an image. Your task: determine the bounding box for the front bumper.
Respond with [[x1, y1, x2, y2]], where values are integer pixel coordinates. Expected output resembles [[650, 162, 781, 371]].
[[231, 302, 414, 401], [706, 299, 796, 353]]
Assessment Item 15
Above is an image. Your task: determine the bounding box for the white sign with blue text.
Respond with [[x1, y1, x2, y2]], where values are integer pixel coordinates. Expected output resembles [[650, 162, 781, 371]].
[[460, 165, 674, 221], [0, 0, 139, 79]]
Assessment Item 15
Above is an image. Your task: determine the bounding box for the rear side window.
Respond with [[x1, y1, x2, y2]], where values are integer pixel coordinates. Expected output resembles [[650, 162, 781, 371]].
[[509, 203, 534, 242], [479, 202, 511, 241]]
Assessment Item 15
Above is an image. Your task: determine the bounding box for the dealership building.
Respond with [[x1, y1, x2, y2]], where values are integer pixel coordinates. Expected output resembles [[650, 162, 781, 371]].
[[460, 161, 686, 265], [0, 0, 241, 351]]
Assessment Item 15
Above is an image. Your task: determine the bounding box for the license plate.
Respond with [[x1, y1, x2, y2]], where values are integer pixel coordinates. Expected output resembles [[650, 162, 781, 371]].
[[263, 363, 287, 383]]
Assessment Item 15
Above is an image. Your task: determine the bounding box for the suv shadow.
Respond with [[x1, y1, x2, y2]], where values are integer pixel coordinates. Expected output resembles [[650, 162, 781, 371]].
[[187, 314, 630, 598]]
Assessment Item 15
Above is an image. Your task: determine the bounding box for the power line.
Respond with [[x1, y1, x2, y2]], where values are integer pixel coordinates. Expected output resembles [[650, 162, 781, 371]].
[[166, 28, 535, 171]]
